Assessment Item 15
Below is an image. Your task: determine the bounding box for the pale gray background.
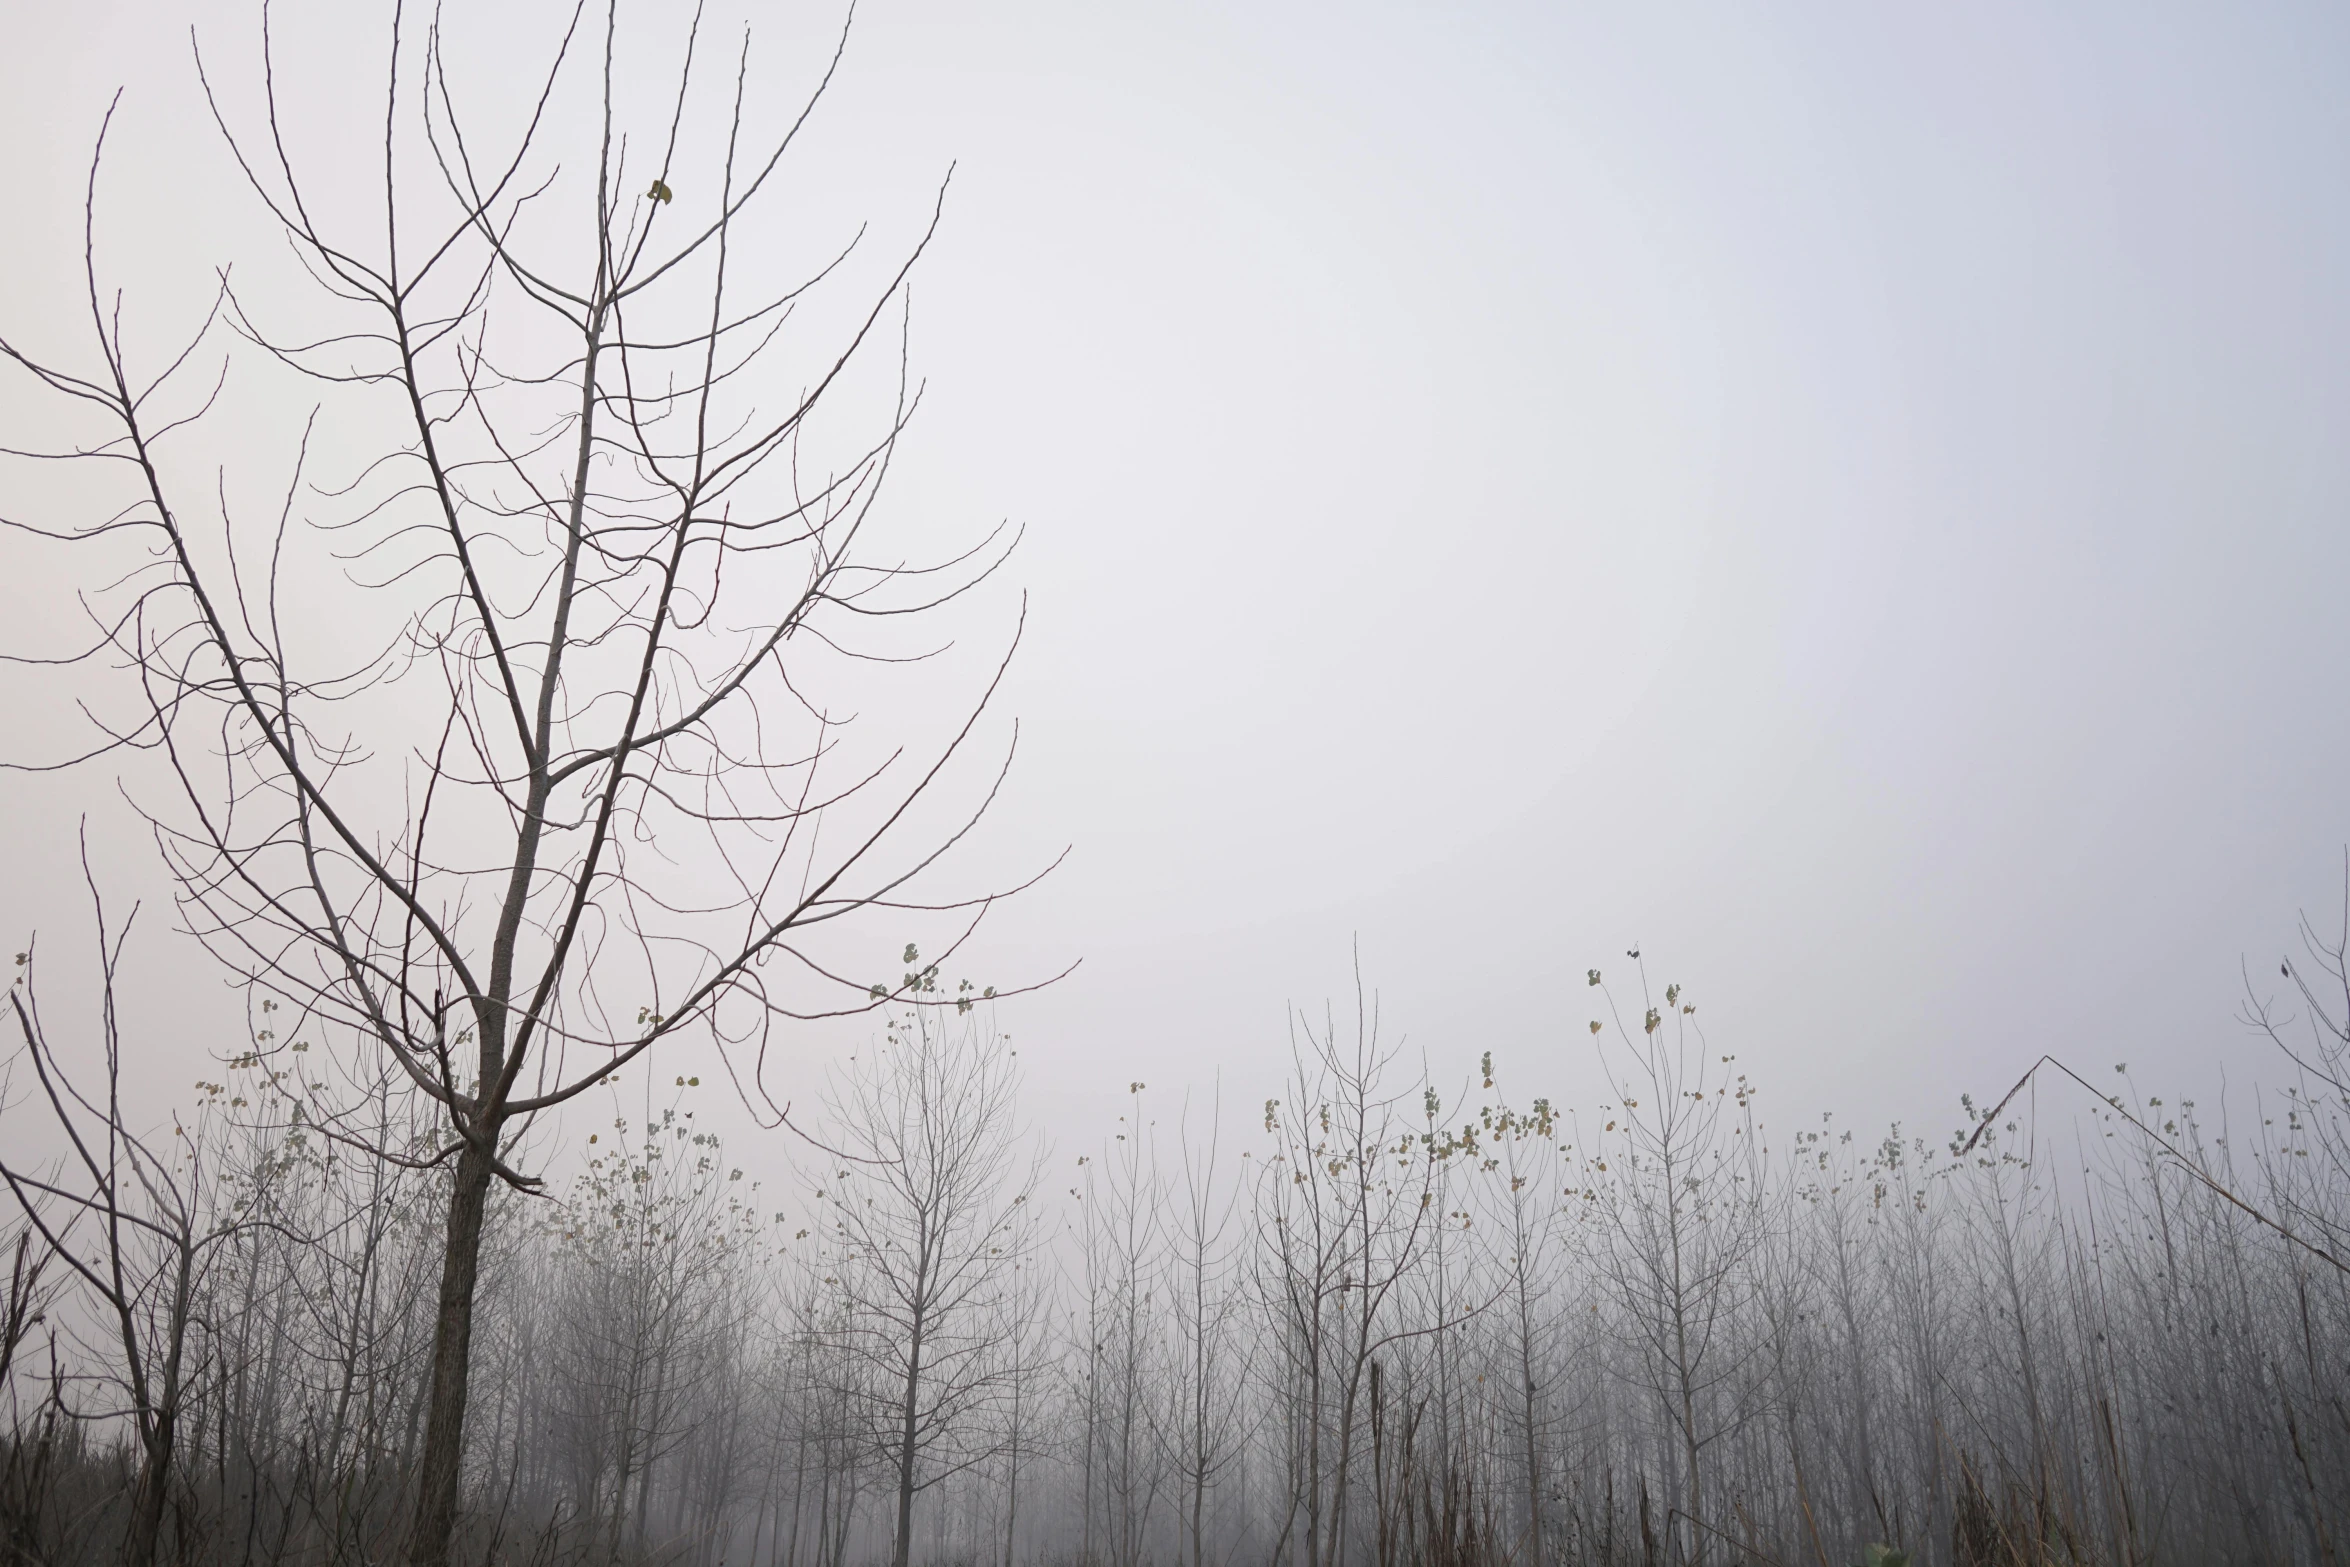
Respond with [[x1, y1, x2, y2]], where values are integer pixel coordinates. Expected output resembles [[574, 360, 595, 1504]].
[[5, 1, 2347, 1152]]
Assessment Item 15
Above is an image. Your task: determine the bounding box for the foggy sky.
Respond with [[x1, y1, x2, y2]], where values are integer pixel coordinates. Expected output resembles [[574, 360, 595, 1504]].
[[5, 0, 2349, 1153]]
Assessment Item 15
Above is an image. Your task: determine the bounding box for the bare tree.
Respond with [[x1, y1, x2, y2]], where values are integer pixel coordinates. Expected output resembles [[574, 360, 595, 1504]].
[[548, 1086, 755, 1561], [773, 1247, 873, 1567], [1085, 1083, 1167, 1567], [1472, 1054, 1567, 1567], [0, 9, 1049, 1564], [0, 899, 252, 1567], [0, 1216, 65, 1566], [1256, 972, 1470, 1567], [991, 1222, 1053, 1567], [813, 1003, 1036, 1567], [1586, 962, 1771, 1567], [1166, 1084, 1252, 1567]]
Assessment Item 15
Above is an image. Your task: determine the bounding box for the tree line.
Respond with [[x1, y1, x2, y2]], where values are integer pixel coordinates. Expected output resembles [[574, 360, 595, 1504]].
[[5, 929, 2347, 1567]]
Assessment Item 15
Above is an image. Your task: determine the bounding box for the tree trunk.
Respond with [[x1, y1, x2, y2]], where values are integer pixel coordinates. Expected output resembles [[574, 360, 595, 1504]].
[[1004, 1438, 1019, 1567], [123, 1241, 197, 1567], [1004, 1371, 1021, 1567], [892, 1319, 925, 1567], [1519, 1329, 1543, 1567], [405, 1136, 498, 1567], [122, 1413, 175, 1567]]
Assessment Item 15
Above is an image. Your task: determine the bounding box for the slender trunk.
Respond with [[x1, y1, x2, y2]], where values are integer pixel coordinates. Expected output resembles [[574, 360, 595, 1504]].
[[1084, 1297, 1099, 1567], [1004, 1345, 1023, 1567], [749, 1392, 790, 1567], [124, 1243, 197, 1567], [1369, 1360, 1387, 1567], [123, 1409, 176, 1567], [1681, 1411, 1702, 1567], [1191, 1333, 1208, 1567], [1787, 1411, 1831, 1567], [1303, 1324, 1323, 1567], [404, 1137, 498, 1567], [1325, 1324, 1369, 1567], [892, 1312, 925, 1567], [1667, 1191, 1701, 1567], [784, 1407, 810, 1567], [1517, 1263, 1543, 1567], [1004, 1431, 1019, 1567], [816, 1465, 834, 1567], [1603, 1464, 1615, 1567]]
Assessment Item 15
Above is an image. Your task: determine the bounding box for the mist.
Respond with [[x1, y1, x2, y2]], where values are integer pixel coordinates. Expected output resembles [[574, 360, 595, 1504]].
[[3, 4, 2347, 1566]]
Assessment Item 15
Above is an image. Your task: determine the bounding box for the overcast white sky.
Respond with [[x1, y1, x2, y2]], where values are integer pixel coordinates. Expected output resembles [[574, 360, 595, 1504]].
[[6, 1, 2349, 1156]]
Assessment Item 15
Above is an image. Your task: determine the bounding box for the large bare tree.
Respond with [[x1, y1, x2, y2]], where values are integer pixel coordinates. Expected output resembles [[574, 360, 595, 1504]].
[[0, 7, 1045, 1564]]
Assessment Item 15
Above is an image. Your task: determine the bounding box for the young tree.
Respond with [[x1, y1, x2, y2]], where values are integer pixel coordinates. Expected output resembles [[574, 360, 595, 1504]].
[[2, 911, 247, 1567], [0, 1218, 64, 1565], [1474, 1054, 1568, 1567], [1586, 963, 1771, 1567], [989, 1224, 1054, 1567], [1087, 1083, 1167, 1567], [0, 10, 1042, 1564], [1166, 1085, 1252, 1567], [774, 1248, 873, 1567], [813, 1004, 1036, 1567], [547, 1088, 756, 1561], [1256, 976, 1465, 1567]]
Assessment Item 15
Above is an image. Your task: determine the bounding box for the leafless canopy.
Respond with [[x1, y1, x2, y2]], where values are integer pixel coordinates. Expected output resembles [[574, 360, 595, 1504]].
[[0, 0, 1058, 1181]]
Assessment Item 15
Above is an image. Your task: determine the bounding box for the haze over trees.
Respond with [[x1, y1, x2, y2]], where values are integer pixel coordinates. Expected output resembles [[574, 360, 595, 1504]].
[[7, 930, 2349, 1567], [3, 7, 2347, 1567]]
